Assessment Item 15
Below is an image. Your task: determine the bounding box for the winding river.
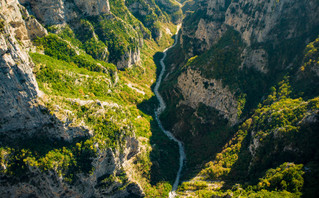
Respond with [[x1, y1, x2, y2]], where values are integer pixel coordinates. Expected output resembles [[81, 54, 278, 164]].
[[154, 25, 186, 198]]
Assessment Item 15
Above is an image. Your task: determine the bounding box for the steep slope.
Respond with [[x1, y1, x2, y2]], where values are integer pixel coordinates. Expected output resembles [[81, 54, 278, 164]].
[[160, 0, 319, 196], [0, 0, 182, 197]]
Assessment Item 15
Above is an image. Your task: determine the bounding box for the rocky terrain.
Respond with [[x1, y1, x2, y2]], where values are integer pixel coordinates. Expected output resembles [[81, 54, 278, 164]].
[[0, 0, 60, 140]]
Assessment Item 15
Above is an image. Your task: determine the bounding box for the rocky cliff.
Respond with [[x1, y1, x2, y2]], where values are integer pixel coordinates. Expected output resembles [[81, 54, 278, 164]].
[[181, 0, 319, 57], [177, 68, 238, 125], [18, 0, 181, 69], [0, 0, 50, 139], [0, 0, 145, 196], [19, 0, 110, 25], [18, 0, 138, 69]]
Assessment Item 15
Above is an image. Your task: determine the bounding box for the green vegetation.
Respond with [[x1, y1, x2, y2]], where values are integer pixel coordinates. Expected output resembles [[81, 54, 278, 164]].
[[93, 15, 140, 63], [0, 138, 96, 183], [294, 35, 319, 97], [199, 118, 251, 180], [153, 0, 182, 23], [34, 34, 77, 62], [257, 163, 304, 193], [125, 0, 182, 41], [159, 29, 267, 180], [34, 34, 116, 73], [252, 78, 306, 139], [161, 35, 319, 197], [31, 53, 118, 101], [301, 37, 319, 71], [125, 0, 167, 26], [186, 29, 244, 83]]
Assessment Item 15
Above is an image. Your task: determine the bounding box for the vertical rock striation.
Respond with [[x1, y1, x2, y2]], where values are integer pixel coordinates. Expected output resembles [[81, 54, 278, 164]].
[[0, 0, 47, 138]]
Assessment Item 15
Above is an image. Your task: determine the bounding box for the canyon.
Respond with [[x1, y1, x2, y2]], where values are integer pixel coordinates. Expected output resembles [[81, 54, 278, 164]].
[[1, 0, 319, 197]]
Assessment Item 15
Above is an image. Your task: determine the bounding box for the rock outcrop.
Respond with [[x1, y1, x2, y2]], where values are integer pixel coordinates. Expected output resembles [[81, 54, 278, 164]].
[[116, 47, 141, 70], [201, 0, 317, 47], [0, 0, 91, 141], [20, 0, 110, 25], [19, 0, 71, 25], [19, 0, 142, 69], [164, 0, 319, 127], [181, 0, 319, 68], [177, 68, 238, 125], [0, 0, 47, 138], [74, 0, 110, 16]]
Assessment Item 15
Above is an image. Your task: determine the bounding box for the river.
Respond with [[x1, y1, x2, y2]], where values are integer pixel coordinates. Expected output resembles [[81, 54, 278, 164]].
[[154, 24, 186, 198]]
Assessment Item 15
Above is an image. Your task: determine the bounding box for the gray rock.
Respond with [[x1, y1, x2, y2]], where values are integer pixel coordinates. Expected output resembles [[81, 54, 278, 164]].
[[177, 68, 238, 125], [74, 0, 110, 16]]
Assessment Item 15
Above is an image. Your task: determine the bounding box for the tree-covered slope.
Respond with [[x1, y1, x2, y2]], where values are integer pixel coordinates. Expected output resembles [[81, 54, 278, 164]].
[[175, 75, 319, 197]]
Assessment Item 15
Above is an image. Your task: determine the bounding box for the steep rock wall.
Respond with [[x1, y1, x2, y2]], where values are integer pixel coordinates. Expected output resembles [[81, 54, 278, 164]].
[[182, 0, 319, 55], [20, 0, 110, 25], [165, 0, 319, 129], [177, 68, 238, 125], [0, 0, 48, 138], [74, 0, 110, 16]]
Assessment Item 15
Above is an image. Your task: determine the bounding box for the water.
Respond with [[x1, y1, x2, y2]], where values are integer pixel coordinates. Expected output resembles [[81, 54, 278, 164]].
[[154, 25, 186, 198]]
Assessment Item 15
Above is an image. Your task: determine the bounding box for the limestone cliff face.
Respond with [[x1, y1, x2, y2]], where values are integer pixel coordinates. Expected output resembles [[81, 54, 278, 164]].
[[0, 0, 92, 141], [189, 0, 319, 47], [74, 0, 110, 16], [0, 0, 47, 138], [177, 68, 238, 125], [116, 46, 141, 70], [20, 0, 110, 25], [181, 0, 319, 70], [164, 0, 319, 126]]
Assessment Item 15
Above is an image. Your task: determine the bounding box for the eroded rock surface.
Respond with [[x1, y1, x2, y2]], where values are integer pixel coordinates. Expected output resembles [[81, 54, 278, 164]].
[[177, 68, 238, 125]]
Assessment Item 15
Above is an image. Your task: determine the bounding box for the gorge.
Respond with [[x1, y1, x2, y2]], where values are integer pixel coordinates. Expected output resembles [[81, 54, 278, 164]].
[[1, 0, 319, 197], [154, 24, 185, 198]]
